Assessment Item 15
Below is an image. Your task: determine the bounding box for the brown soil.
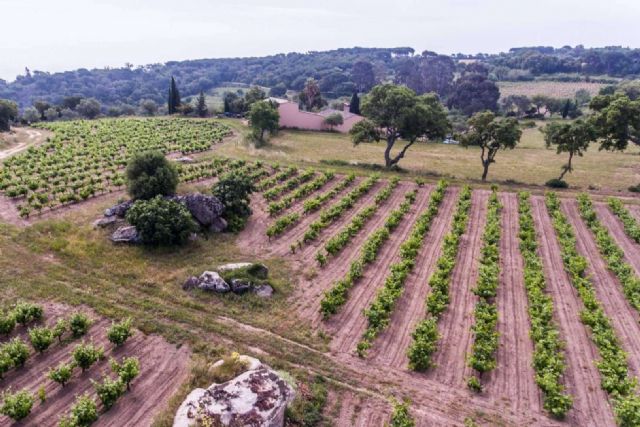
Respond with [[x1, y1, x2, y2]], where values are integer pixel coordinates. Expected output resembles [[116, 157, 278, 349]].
[[530, 196, 615, 426], [483, 192, 542, 413], [427, 190, 489, 387], [595, 202, 640, 274], [0, 303, 189, 427]]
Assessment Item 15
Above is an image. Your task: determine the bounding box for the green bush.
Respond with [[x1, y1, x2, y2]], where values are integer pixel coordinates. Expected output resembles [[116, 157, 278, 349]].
[[467, 375, 482, 392], [110, 356, 140, 390], [13, 302, 43, 326], [49, 362, 75, 387], [126, 150, 178, 200], [28, 326, 54, 353], [0, 351, 12, 378], [69, 313, 92, 338], [211, 171, 255, 232], [59, 393, 98, 427], [126, 196, 197, 245], [72, 343, 103, 372], [545, 178, 568, 189], [5, 338, 30, 367], [106, 318, 133, 347], [92, 376, 125, 410], [0, 311, 16, 335], [0, 389, 34, 421], [389, 400, 415, 427], [53, 318, 69, 342]]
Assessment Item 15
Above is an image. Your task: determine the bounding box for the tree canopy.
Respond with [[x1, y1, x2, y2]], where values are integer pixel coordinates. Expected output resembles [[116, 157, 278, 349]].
[[248, 100, 279, 143], [589, 93, 640, 151], [542, 120, 597, 180], [0, 99, 18, 131]]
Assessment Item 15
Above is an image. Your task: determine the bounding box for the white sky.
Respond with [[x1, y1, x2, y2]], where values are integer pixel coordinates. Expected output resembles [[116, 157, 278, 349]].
[[1, 0, 639, 82]]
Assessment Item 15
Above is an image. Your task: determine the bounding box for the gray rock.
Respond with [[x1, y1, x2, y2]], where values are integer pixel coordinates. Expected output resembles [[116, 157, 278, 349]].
[[105, 200, 133, 218], [254, 284, 274, 298], [173, 357, 295, 427], [175, 156, 195, 163], [230, 279, 252, 295], [182, 276, 200, 291], [198, 271, 230, 293], [110, 226, 141, 243], [176, 193, 225, 229], [210, 216, 228, 233], [93, 216, 118, 228], [218, 263, 269, 279]]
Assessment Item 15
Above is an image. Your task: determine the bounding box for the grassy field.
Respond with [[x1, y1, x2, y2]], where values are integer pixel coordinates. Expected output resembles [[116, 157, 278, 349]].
[[498, 80, 606, 99], [216, 119, 640, 192]]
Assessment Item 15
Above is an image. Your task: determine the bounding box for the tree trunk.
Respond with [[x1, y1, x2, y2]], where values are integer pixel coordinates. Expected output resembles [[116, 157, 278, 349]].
[[481, 160, 490, 181], [384, 137, 395, 168], [558, 151, 573, 180]]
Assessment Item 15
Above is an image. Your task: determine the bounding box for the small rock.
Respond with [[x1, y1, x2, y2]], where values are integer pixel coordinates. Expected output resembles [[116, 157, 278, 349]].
[[93, 216, 118, 228], [230, 279, 252, 295], [182, 276, 200, 291], [198, 271, 230, 293], [254, 284, 274, 298], [110, 226, 141, 243], [105, 200, 133, 218], [175, 156, 195, 163]]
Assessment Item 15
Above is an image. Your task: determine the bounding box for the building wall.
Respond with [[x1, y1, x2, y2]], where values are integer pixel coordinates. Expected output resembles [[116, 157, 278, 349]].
[[276, 102, 363, 133]]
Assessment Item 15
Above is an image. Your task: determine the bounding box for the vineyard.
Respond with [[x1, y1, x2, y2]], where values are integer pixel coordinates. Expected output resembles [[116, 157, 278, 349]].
[[237, 169, 640, 426], [0, 302, 187, 426]]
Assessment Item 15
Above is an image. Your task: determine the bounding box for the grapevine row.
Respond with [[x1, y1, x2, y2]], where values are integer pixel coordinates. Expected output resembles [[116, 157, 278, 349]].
[[406, 185, 472, 371], [302, 174, 356, 214], [319, 188, 418, 317], [263, 169, 315, 201], [546, 192, 640, 426], [607, 198, 640, 244], [256, 166, 297, 192], [268, 171, 334, 216], [356, 180, 449, 357]]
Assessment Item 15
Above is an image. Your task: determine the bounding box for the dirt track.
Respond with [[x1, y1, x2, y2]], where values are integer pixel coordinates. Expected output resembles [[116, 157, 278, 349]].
[[0, 303, 189, 427], [530, 196, 615, 426]]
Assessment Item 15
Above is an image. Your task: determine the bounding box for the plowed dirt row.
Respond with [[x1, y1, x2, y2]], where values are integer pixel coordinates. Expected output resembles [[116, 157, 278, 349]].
[[427, 190, 488, 387], [324, 186, 436, 354], [0, 304, 189, 427], [530, 196, 615, 426], [628, 205, 640, 223], [329, 390, 391, 427], [294, 182, 416, 323], [595, 203, 640, 274], [238, 176, 360, 255], [367, 187, 460, 369], [484, 192, 541, 413], [562, 199, 640, 379]]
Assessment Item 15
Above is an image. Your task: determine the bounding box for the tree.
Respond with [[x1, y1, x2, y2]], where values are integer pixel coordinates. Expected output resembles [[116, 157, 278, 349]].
[[139, 99, 158, 116], [21, 107, 40, 124], [561, 99, 581, 119], [589, 93, 640, 150], [33, 100, 50, 120], [244, 86, 266, 108], [76, 98, 101, 119], [168, 76, 181, 114], [352, 61, 376, 92], [299, 78, 325, 111], [349, 92, 360, 115], [269, 83, 287, 98], [61, 96, 83, 110], [575, 89, 592, 107], [500, 95, 531, 117], [248, 100, 279, 144], [531, 95, 549, 116], [195, 91, 208, 117], [447, 74, 499, 116], [352, 84, 450, 168], [126, 151, 178, 200], [324, 113, 344, 131], [0, 99, 18, 131], [211, 171, 255, 232], [542, 120, 597, 180], [223, 91, 245, 115], [459, 111, 522, 181], [126, 196, 197, 245]]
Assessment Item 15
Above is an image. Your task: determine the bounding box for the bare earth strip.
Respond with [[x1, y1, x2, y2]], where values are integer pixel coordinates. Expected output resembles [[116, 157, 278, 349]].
[[367, 186, 460, 369], [294, 182, 417, 324], [628, 205, 640, 223], [324, 186, 437, 354], [530, 196, 615, 426], [0, 304, 189, 427], [484, 192, 542, 413], [427, 189, 489, 387], [562, 199, 640, 379], [595, 202, 640, 274]]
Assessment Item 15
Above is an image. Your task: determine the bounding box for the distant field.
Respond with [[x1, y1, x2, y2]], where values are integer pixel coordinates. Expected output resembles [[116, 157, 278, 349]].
[[498, 81, 606, 99], [197, 84, 271, 112]]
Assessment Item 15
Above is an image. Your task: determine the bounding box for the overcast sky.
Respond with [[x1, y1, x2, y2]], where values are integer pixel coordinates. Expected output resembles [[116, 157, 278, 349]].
[[1, 0, 639, 82]]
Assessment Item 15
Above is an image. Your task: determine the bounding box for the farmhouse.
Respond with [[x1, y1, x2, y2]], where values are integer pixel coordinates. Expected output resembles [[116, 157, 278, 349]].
[[268, 97, 364, 133]]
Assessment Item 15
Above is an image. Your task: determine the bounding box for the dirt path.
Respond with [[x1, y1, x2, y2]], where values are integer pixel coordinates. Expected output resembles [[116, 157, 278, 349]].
[[367, 187, 459, 369], [0, 303, 189, 427], [427, 190, 488, 387], [0, 127, 50, 161], [530, 196, 615, 426], [484, 192, 542, 413], [325, 186, 436, 354], [294, 182, 416, 324], [595, 202, 640, 274], [562, 199, 640, 379]]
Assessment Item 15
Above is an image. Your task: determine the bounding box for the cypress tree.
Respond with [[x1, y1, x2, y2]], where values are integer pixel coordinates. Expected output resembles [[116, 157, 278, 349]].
[[196, 91, 208, 118], [349, 92, 361, 115], [168, 77, 181, 114]]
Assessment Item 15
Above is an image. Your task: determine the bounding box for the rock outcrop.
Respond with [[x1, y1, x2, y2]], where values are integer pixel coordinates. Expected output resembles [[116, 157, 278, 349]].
[[174, 356, 295, 427], [197, 271, 230, 293], [110, 225, 141, 243], [175, 193, 226, 232]]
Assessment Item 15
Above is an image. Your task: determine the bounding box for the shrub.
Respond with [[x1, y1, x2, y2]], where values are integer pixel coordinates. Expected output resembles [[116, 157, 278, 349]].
[[467, 375, 482, 392], [389, 400, 415, 427], [0, 351, 12, 378], [0, 389, 34, 421], [106, 318, 133, 347], [72, 343, 103, 372], [545, 178, 568, 189], [211, 171, 255, 232], [92, 376, 125, 410], [69, 313, 92, 338], [110, 356, 140, 390], [13, 302, 43, 326], [126, 196, 197, 245], [49, 362, 74, 387], [53, 318, 69, 342], [5, 338, 30, 367], [628, 184, 640, 193], [0, 311, 16, 335], [125, 150, 178, 200], [60, 393, 98, 427], [28, 326, 54, 353]]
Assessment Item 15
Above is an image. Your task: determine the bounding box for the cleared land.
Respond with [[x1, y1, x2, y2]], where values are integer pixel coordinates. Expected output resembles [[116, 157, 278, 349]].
[[497, 80, 606, 99]]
